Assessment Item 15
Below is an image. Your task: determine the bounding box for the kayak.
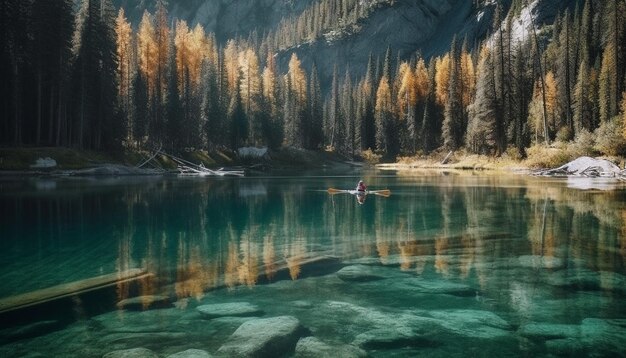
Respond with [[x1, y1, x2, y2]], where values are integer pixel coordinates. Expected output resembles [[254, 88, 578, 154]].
[[327, 188, 391, 197]]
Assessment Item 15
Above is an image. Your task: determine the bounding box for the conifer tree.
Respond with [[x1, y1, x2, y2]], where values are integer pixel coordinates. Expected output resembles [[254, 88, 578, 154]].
[[375, 75, 393, 155], [442, 38, 464, 150], [115, 8, 133, 145], [421, 59, 441, 153], [327, 65, 343, 151], [308, 63, 323, 150]]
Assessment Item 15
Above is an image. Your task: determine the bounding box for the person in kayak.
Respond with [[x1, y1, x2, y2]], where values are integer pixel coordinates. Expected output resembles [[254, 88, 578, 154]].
[[356, 180, 367, 192]]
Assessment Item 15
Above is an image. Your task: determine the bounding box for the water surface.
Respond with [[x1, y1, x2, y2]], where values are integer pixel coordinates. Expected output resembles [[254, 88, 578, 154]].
[[1, 172, 625, 357]]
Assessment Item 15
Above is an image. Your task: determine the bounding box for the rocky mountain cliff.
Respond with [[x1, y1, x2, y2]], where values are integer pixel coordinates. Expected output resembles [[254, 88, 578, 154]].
[[112, 0, 576, 85]]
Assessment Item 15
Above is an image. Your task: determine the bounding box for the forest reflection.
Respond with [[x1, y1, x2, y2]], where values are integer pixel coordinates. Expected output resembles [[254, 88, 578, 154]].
[[0, 175, 625, 304]]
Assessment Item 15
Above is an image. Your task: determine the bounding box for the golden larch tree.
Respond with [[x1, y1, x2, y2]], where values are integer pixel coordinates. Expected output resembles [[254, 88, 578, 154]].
[[435, 54, 451, 105], [138, 11, 157, 97]]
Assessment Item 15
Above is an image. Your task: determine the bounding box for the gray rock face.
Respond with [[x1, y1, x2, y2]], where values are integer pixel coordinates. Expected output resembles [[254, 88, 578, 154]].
[[196, 302, 264, 319], [295, 337, 366, 358], [336, 265, 386, 282], [102, 348, 158, 358], [217, 316, 308, 357], [166, 349, 213, 358]]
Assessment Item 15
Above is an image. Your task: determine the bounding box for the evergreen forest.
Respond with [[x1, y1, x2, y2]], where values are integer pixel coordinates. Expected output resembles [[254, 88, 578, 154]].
[[2, 0, 626, 162]]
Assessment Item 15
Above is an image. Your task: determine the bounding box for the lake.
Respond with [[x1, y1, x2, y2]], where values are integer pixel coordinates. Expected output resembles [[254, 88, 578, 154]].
[[1, 172, 625, 357]]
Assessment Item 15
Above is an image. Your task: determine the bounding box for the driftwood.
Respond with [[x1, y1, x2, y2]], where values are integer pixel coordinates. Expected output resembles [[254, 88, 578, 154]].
[[0, 268, 151, 314], [441, 151, 453, 165], [157, 150, 244, 177], [534, 156, 626, 180]]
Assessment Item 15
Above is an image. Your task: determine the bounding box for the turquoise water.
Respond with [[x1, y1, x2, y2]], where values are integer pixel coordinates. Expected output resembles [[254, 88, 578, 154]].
[[1, 172, 625, 357]]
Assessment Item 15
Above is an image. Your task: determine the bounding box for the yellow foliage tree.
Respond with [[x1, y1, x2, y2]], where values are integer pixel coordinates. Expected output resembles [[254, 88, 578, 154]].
[[414, 58, 429, 100], [288, 53, 307, 104], [138, 11, 157, 97], [435, 54, 451, 105], [396, 62, 416, 118], [115, 9, 132, 107], [460, 48, 476, 108], [238, 48, 261, 114]]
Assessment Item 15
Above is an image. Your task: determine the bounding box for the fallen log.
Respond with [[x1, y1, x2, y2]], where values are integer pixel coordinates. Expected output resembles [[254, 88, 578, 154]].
[[0, 268, 151, 314]]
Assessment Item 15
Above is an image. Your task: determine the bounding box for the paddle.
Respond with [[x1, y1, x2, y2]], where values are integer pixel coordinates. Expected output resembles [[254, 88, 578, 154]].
[[368, 189, 391, 197], [326, 188, 391, 197]]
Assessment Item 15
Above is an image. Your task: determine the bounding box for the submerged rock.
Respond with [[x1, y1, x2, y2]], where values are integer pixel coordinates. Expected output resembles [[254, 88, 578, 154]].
[[166, 349, 213, 358], [0, 320, 63, 343], [352, 327, 437, 350], [518, 323, 581, 339], [545, 318, 626, 356], [291, 300, 314, 309], [546, 269, 626, 294], [217, 316, 308, 357], [295, 337, 366, 358], [102, 348, 158, 358], [196, 302, 263, 319], [399, 277, 476, 297], [427, 309, 511, 339], [116, 295, 171, 310], [336, 265, 386, 282], [517, 255, 564, 270]]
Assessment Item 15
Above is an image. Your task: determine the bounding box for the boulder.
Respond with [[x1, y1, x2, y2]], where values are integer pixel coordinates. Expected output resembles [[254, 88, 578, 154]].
[[102, 348, 158, 358], [336, 265, 386, 282], [295, 337, 366, 358], [196, 302, 263, 319], [217, 316, 308, 357]]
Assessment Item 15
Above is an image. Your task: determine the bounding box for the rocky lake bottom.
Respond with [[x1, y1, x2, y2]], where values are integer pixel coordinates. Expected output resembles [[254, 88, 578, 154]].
[[1, 252, 625, 358]]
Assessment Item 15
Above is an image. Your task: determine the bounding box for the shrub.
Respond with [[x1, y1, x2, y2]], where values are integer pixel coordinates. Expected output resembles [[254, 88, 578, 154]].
[[556, 126, 574, 142], [361, 148, 382, 164], [567, 128, 597, 158], [594, 117, 626, 156], [524, 144, 572, 169]]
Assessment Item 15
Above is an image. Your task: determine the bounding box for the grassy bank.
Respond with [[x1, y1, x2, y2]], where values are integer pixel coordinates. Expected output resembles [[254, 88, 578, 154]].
[[0, 147, 352, 172], [0, 147, 239, 171]]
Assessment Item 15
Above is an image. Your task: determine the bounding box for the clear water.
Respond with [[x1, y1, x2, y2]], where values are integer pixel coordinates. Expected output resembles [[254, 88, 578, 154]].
[[1, 172, 625, 357]]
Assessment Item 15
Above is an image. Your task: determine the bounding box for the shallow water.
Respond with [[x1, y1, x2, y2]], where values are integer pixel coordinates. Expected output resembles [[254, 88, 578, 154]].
[[1, 172, 625, 357]]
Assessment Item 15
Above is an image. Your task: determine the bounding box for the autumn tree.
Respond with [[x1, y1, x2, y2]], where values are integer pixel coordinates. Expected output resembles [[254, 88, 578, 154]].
[[375, 75, 394, 155], [115, 8, 134, 145], [442, 37, 465, 150]]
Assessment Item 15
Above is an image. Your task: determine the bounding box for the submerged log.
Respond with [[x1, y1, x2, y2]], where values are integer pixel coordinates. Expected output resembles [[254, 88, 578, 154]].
[[0, 268, 151, 314]]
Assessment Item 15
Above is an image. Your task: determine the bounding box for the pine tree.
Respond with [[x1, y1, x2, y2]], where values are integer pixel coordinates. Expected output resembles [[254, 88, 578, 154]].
[[115, 8, 134, 146], [327, 65, 343, 150], [442, 38, 464, 150], [308, 63, 323, 150], [238, 48, 261, 144], [341, 69, 354, 156], [573, 59, 593, 132], [421, 59, 441, 153], [375, 75, 393, 155], [467, 46, 498, 154]]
